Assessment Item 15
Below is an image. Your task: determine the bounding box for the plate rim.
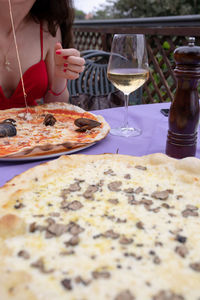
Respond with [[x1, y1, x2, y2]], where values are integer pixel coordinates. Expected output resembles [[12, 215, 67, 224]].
[[0, 142, 96, 162]]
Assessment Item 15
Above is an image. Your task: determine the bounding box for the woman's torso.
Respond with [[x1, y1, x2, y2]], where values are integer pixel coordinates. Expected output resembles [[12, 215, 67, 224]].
[[0, 18, 48, 109]]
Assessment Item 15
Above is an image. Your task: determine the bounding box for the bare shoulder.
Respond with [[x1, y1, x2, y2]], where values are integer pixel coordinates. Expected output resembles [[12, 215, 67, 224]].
[[42, 21, 61, 57]]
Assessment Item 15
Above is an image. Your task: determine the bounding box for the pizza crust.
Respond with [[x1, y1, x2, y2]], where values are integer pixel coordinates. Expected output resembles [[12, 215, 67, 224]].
[[0, 214, 26, 239], [0, 267, 37, 300], [0, 102, 110, 158], [2, 153, 200, 189]]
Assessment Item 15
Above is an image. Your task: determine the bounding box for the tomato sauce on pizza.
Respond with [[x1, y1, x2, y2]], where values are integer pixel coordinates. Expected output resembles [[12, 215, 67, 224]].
[[0, 102, 110, 158]]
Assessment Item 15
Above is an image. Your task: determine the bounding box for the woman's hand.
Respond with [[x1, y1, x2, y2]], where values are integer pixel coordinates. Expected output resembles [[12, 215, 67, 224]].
[[54, 43, 85, 80]]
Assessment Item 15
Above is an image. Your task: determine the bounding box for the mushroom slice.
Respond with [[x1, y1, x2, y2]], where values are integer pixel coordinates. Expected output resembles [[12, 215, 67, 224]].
[[74, 118, 101, 132]]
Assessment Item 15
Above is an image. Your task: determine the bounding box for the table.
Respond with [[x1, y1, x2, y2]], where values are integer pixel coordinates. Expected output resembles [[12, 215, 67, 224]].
[[0, 102, 199, 187]]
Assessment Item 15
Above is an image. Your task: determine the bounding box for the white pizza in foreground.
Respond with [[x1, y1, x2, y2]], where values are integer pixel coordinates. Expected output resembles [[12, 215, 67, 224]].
[[0, 153, 200, 300]]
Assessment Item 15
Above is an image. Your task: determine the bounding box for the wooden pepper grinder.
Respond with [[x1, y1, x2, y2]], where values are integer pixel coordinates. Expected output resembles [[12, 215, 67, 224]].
[[166, 37, 200, 159]]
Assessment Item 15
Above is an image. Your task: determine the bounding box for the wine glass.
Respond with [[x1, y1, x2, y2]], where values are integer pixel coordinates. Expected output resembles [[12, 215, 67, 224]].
[[107, 34, 149, 137]]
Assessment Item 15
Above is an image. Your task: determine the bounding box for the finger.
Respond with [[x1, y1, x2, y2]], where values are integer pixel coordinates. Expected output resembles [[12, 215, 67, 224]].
[[54, 43, 62, 61], [65, 69, 80, 80], [55, 64, 84, 77], [67, 56, 85, 67], [55, 48, 81, 58], [54, 43, 65, 66], [55, 42, 62, 52], [67, 63, 85, 74], [56, 56, 85, 68], [56, 68, 80, 80]]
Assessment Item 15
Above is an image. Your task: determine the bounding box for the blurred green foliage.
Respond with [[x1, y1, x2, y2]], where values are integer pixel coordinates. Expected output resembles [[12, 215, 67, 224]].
[[91, 0, 200, 19]]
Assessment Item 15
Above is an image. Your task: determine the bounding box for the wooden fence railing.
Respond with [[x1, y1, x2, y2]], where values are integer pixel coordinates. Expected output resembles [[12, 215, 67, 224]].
[[72, 15, 200, 104]]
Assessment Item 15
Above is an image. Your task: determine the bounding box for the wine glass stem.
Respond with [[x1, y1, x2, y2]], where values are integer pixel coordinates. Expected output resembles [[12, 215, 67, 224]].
[[123, 93, 129, 128]]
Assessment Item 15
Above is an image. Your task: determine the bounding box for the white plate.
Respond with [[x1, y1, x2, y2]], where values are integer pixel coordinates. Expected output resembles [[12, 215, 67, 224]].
[[0, 143, 95, 162]]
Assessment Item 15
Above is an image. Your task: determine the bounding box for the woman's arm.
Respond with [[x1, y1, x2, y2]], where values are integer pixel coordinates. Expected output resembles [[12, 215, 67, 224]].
[[44, 29, 85, 103]]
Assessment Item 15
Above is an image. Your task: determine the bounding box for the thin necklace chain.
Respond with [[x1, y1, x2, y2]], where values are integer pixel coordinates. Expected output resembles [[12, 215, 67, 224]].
[[1, 21, 15, 70], [8, 0, 29, 115], [3, 39, 13, 71]]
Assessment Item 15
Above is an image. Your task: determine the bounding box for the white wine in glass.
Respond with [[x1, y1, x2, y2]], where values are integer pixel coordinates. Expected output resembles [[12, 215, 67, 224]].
[[107, 34, 149, 137]]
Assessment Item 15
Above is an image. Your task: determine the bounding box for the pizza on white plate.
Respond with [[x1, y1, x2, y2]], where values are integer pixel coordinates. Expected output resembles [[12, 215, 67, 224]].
[[0, 102, 110, 158], [0, 153, 200, 300]]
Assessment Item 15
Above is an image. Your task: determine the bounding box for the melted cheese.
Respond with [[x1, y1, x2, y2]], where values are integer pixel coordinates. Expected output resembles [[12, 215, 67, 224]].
[[1, 157, 200, 300], [0, 108, 104, 156]]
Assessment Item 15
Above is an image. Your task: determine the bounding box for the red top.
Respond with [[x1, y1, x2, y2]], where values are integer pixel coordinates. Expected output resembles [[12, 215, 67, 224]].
[[0, 23, 48, 110]]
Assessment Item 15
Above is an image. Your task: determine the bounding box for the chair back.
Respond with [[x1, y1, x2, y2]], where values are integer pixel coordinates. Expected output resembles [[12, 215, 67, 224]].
[[68, 50, 116, 96], [68, 50, 142, 110]]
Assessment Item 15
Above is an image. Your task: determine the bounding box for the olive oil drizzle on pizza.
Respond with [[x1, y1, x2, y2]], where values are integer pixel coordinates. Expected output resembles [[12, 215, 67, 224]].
[[8, 0, 30, 119]]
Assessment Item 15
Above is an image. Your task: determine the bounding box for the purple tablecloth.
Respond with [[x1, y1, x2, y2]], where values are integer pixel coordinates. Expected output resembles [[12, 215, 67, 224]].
[[0, 102, 199, 187]]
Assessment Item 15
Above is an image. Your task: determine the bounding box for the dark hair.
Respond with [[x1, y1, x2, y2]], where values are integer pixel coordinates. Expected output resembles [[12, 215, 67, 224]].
[[30, 0, 74, 48]]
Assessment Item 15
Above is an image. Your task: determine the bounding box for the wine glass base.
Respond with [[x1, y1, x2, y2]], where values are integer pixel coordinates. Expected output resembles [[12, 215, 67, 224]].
[[110, 127, 142, 137]]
